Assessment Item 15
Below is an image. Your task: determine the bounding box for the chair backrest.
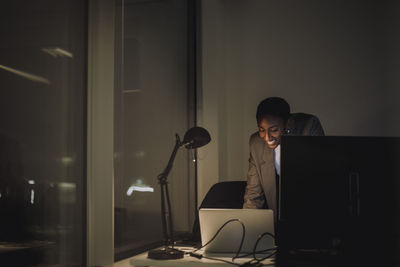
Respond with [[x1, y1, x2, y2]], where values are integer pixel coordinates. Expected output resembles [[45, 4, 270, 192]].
[[199, 181, 247, 209], [190, 181, 247, 242]]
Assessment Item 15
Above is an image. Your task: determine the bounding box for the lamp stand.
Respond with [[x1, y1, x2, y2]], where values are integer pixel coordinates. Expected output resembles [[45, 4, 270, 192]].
[[148, 134, 184, 260]]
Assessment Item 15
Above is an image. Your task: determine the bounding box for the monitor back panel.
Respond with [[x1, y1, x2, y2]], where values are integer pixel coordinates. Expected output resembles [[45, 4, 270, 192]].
[[279, 136, 400, 265]]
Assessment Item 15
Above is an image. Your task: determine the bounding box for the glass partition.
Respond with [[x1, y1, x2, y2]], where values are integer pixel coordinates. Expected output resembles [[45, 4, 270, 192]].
[[0, 1, 87, 266], [114, 0, 195, 260]]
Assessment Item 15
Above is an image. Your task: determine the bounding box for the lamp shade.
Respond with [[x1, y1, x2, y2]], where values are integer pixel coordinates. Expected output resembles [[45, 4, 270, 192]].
[[182, 127, 211, 149]]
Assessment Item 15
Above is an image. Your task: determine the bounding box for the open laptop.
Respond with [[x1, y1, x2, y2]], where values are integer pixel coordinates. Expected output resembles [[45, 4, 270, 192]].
[[199, 209, 275, 254]]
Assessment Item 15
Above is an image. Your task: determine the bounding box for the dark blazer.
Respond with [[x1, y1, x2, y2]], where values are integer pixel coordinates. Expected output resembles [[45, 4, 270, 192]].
[[243, 113, 325, 219]]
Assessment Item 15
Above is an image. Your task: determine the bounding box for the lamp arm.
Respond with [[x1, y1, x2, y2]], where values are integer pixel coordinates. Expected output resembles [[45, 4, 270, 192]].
[[148, 127, 211, 260], [157, 133, 182, 247], [158, 134, 182, 183]]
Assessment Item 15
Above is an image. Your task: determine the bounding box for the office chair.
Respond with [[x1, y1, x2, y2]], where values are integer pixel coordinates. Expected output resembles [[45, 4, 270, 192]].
[[199, 181, 248, 209], [191, 181, 248, 241]]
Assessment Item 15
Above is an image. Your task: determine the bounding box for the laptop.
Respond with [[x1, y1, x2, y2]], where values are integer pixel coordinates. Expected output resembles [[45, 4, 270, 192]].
[[199, 208, 275, 254]]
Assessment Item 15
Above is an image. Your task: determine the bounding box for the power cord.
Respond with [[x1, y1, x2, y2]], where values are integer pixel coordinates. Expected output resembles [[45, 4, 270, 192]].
[[189, 218, 246, 266], [238, 251, 276, 267], [233, 248, 276, 259], [188, 221, 276, 267], [238, 232, 276, 267], [252, 232, 275, 261]]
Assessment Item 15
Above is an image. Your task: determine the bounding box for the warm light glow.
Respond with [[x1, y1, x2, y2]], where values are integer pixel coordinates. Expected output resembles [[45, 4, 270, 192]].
[[30, 189, 35, 204], [28, 180, 35, 185], [134, 186, 154, 192], [61, 156, 74, 165], [42, 47, 73, 58], [0, 64, 51, 84], [126, 185, 154, 196], [58, 182, 76, 189]]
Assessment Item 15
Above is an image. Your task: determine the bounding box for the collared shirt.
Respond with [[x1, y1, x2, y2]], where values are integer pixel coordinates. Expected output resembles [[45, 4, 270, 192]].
[[274, 144, 281, 176]]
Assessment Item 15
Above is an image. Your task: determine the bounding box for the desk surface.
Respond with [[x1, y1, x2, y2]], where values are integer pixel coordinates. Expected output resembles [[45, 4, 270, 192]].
[[126, 246, 275, 267]]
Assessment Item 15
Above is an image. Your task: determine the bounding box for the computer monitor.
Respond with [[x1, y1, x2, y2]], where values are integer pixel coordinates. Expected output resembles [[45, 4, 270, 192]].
[[278, 136, 400, 265]]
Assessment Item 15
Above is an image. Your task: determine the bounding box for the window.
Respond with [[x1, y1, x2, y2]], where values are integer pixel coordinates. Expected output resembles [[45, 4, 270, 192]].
[[114, 0, 196, 260], [0, 0, 87, 266]]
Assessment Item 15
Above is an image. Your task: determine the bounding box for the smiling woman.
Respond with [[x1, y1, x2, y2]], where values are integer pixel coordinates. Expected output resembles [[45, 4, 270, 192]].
[[258, 116, 286, 150], [243, 97, 324, 221]]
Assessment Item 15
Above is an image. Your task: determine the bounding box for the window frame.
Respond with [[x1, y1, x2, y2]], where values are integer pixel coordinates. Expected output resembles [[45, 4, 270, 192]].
[[87, 0, 116, 266], [86, 0, 199, 265]]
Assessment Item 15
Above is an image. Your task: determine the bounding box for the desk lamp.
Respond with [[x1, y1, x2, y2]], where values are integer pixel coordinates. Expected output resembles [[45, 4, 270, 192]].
[[148, 127, 211, 260]]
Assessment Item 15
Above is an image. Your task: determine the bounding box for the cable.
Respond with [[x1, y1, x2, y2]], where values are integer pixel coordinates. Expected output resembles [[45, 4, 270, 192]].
[[257, 251, 276, 262], [233, 247, 276, 259], [187, 251, 241, 266], [252, 232, 275, 261], [189, 219, 246, 265], [203, 255, 242, 266], [233, 232, 275, 261], [237, 231, 276, 267], [239, 251, 276, 267], [188, 221, 276, 266], [192, 218, 245, 258]]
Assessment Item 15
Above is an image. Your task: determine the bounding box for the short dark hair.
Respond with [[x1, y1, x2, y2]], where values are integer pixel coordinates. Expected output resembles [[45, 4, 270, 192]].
[[256, 97, 291, 123]]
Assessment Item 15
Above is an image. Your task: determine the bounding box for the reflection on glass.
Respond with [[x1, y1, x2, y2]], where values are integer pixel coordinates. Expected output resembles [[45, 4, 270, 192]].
[[0, 64, 51, 84], [30, 189, 35, 204], [114, 0, 194, 260], [126, 179, 155, 196], [41, 47, 73, 58], [0, 0, 86, 266]]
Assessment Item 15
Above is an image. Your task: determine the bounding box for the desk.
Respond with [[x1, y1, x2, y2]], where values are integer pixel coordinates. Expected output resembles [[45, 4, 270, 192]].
[[124, 246, 275, 267], [116, 245, 383, 267]]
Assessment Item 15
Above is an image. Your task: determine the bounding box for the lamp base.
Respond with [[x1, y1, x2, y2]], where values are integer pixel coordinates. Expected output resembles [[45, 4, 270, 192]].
[[148, 247, 184, 260]]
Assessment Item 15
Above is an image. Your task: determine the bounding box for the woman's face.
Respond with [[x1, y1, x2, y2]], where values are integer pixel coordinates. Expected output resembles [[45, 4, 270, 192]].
[[258, 115, 286, 149]]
